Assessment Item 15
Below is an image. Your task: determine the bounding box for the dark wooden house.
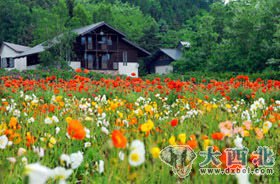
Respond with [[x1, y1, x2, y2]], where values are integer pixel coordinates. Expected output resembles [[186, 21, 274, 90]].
[[15, 22, 150, 76]]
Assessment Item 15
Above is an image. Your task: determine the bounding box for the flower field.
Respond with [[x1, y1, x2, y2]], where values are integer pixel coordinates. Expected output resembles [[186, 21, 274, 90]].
[[0, 73, 279, 184]]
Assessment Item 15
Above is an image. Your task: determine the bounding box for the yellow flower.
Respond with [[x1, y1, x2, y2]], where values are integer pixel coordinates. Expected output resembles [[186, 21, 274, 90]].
[[0, 123, 7, 134], [178, 133, 186, 144], [85, 117, 93, 121], [263, 121, 272, 134], [203, 139, 210, 150], [118, 112, 124, 119], [56, 96, 63, 102], [110, 102, 118, 110], [150, 147, 160, 158], [155, 113, 160, 119], [243, 130, 250, 137], [59, 101, 65, 107], [66, 117, 72, 124], [225, 104, 231, 109], [140, 120, 154, 132], [206, 104, 212, 112], [49, 137, 57, 144], [144, 105, 153, 113], [169, 135, 176, 145], [48, 137, 57, 148]]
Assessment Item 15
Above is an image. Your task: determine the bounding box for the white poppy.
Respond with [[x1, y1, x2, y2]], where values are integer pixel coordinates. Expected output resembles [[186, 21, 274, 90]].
[[98, 160, 104, 174], [84, 142, 91, 148], [235, 167, 250, 184], [18, 147, 27, 156], [234, 135, 243, 148], [52, 116, 59, 123], [118, 151, 125, 161], [52, 167, 73, 184], [24, 163, 53, 184], [28, 117, 35, 124], [33, 146, 45, 158], [22, 157, 28, 165], [85, 128, 90, 138], [60, 154, 71, 167], [70, 151, 83, 169], [0, 135, 8, 149], [44, 117, 53, 124], [55, 127, 61, 134], [128, 149, 145, 167], [101, 126, 109, 135], [130, 140, 145, 153], [7, 157, 16, 164]]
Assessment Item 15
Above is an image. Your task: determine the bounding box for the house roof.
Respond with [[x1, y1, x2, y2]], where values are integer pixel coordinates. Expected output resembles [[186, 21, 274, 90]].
[[73, 21, 126, 37], [159, 48, 182, 60], [15, 43, 45, 58], [16, 21, 146, 58], [177, 41, 191, 48], [122, 38, 150, 56], [2, 42, 30, 53]]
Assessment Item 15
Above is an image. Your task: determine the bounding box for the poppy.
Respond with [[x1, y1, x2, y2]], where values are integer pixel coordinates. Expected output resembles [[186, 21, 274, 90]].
[[67, 119, 86, 140], [112, 130, 127, 148], [170, 119, 178, 127], [212, 132, 224, 140]]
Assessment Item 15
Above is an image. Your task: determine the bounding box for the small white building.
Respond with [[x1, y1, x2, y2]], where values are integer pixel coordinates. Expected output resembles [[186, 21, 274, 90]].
[[0, 42, 30, 70], [149, 41, 190, 75]]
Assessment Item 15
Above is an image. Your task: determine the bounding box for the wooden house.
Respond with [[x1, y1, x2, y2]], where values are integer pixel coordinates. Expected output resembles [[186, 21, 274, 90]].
[[14, 22, 150, 77]]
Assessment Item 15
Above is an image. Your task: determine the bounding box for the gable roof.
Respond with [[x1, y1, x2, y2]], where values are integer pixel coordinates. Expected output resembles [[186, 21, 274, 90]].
[[122, 38, 150, 56], [73, 21, 126, 37], [177, 41, 191, 49], [2, 42, 30, 53], [16, 21, 139, 58], [159, 48, 182, 60]]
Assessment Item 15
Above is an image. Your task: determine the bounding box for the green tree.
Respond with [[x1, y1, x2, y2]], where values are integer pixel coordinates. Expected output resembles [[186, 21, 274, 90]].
[[39, 31, 77, 69]]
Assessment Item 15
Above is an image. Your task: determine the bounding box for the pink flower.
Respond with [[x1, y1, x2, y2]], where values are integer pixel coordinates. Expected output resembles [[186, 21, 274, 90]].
[[255, 128, 263, 140], [242, 120, 252, 130], [233, 127, 243, 135], [219, 121, 233, 137]]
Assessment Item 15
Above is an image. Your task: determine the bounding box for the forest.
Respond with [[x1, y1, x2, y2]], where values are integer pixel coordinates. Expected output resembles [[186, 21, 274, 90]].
[[0, 0, 279, 73]]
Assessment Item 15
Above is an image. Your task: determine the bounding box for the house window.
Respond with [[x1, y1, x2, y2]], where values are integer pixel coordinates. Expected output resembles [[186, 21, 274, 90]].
[[1, 58, 14, 68], [122, 51, 128, 66], [81, 37, 86, 45], [87, 37, 93, 50], [113, 62, 118, 70], [88, 54, 93, 69], [7, 58, 14, 68], [107, 36, 112, 46], [1, 58, 5, 68]]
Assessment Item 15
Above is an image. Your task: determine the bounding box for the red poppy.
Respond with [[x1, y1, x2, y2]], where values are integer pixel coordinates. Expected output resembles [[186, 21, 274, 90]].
[[170, 119, 178, 127], [84, 69, 90, 74], [212, 132, 224, 140], [75, 68, 82, 73]]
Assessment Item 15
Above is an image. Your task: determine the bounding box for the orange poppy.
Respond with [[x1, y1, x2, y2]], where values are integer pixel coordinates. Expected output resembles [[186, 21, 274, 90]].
[[111, 130, 127, 148], [67, 119, 86, 140], [187, 140, 197, 149]]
